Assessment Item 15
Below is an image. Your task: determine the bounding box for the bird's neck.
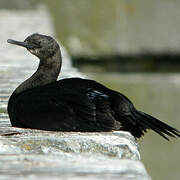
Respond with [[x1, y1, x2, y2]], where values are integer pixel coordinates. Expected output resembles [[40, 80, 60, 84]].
[[14, 49, 62, 95]]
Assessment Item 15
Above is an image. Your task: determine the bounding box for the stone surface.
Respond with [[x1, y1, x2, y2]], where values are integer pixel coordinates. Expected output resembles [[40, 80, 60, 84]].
[[0, 117, 150, 180], [0, 126, 139, 160], [0, 4, 151, 180]]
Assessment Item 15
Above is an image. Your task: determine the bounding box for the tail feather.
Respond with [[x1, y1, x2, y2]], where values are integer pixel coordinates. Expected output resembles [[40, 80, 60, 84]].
[[133, 111, 174, 140], [139, 111, 180, 137], [128, 105, 180, 140]]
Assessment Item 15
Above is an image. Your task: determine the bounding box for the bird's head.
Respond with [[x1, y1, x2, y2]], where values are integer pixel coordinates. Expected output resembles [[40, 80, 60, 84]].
[[7, 33, 60, 59]]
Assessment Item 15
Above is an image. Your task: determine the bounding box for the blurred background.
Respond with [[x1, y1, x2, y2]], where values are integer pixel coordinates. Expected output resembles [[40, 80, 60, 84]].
[[0, 0, 180, 179]]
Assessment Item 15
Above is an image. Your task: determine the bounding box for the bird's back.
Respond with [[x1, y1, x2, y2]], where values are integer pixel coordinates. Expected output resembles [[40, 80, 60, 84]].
[[8, 77, 180, 140], [8, 78, 125, 132]]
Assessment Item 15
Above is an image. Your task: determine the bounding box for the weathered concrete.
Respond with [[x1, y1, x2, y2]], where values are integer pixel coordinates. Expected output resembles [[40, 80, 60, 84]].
[[0, 113, 151, 179], [45, 0, 180, 56], [0, 116, 151, 180], [0, 4, 151, 180]]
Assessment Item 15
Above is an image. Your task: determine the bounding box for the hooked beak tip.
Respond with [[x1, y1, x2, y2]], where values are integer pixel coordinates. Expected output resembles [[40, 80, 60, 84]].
[[7, 39, 14, 44]]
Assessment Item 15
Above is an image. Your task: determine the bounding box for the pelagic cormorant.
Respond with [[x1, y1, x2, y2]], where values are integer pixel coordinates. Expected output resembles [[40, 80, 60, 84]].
[[7, 33, 180, 140]]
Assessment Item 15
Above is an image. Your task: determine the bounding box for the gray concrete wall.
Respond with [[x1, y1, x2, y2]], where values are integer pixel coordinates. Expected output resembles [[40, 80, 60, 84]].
[[48, 0, 180, 55]]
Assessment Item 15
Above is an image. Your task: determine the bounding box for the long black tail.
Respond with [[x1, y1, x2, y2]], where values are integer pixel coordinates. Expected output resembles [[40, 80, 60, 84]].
[[123, 105, 180, 140]]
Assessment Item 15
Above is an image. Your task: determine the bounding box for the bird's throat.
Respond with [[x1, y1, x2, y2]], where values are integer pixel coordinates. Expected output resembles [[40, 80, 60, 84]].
[[14, 49, 61, 94]]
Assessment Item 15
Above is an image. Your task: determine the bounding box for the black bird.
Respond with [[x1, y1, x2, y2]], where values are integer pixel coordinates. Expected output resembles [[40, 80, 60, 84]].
[[7, 33, 180, 140]]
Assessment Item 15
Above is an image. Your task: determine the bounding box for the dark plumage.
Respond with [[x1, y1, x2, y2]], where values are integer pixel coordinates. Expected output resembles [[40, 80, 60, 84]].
[[7, 33, 180, 140]]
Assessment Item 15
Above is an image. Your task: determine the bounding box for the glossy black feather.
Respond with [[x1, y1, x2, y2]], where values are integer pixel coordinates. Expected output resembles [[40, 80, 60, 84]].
[[8, 78, 117, 131], [8, 77, 180, 140]]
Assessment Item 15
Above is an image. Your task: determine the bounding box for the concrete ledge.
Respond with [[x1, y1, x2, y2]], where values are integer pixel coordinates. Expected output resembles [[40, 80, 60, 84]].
[[0, 120, 151, 180]]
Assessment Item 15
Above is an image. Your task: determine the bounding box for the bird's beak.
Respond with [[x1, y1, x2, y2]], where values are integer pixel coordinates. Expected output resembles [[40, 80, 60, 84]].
[[7, 39, 37, 49], [7, 39, 29, 48]]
